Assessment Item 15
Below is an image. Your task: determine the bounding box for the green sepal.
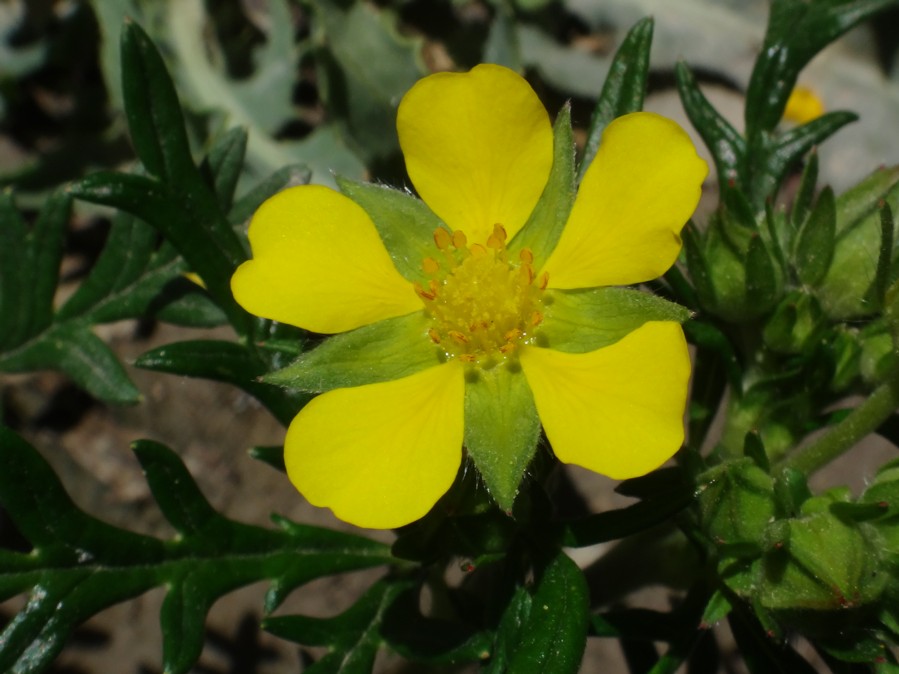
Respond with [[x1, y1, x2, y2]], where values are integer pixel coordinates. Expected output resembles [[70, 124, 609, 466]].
[[793, 186, 836, 287], [336, 175, 444, 282], [463, 364, 540, 512], [509, 104, 575, 268], [503, 551, 588, 674], [790, 150, 819, 231], [577, 16, 653, 183], [701, 590, 733, 628], [135, 340, 307, 426], [870, 202, 895, 309], [682, 221, 717, 310], [249, 445, 286, 473], [698, 458, 776, 548], [538, 287, 690, 353], [745, 234, 781, 314], [758, 511, 886, 616], [743, 430, 770, 472], [264, 312, 441, 393]]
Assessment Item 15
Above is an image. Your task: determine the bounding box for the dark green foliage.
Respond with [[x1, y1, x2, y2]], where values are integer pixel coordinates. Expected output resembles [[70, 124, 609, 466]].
[[0, 429, 394, 674]]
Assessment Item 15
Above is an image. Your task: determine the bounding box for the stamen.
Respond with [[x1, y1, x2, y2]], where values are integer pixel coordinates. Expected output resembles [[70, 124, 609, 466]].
[[539, 271, 550, 290], [416, 226, 547, 365], [434, 227, 452, 250], [449, 330, 469, 344], [422, 257, 440, 274]]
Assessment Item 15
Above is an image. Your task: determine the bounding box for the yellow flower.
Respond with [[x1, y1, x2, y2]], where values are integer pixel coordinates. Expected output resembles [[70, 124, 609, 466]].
[[783, 85, 825, 125], [232, 64, 707, 529]]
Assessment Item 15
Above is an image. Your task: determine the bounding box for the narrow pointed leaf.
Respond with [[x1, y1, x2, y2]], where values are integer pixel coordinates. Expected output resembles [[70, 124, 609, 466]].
[[578, 17, 653, 182], [790, 150, 819, 229], [0, 192, 31, 349], [135, 340, 308, 426], [205, 126, 249, 210]]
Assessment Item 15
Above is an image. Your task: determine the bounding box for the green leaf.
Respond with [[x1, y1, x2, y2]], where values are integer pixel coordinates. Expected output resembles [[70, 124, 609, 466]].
[[504, 552, 588, 674], [336, 176, 444, 282], [229, 163, 312, 225], [794, 186, 836, 287], [264, 313, 440, 393], [562, 475, 694, 548], [790, 150, 819, 232], [0, 191, 28, 349], [135, 340, 307, 426], [265, 579, 410, 673], [577, 17, 653, 183], [727, 608, 819, 674], [312, 0, 424, 163], [0, 324, 141, 404], [539, 287, 691, 353], [745, 234, 780, 311], [483, 2, 521, 71], [205, 126, 249, 211], [675, 61, 746, 193], [509, 106, 576, 268], [0, 429, 393, 674], [463, 365, 540, 511], [870, 202, 895, 308]]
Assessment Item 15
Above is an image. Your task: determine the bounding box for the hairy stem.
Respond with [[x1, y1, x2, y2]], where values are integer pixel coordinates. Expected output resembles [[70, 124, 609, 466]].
[[777, 376, 899, 475]]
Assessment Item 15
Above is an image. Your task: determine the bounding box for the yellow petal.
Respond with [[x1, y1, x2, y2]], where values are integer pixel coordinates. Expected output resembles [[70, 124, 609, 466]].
[[397, 64, 553, 243], [284, 362, 465, 529], [231, 185, 421, 333], [519, 321, 690, 479], [543, 112, 707, 289]]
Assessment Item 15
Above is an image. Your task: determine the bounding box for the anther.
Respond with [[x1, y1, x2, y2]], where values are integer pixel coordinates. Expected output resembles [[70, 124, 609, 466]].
[[531, 310, 544, 327], [449, 330, 469, 344], [452, 230, 467, 249], [504, 328, 522, 342], [519, 264, 535, 285], [499, 343, 516, 354], [519, 249, 534, 264], [469, 244, 487, 258], [434, 227, 452, 250], [414, 282, 436, 301], [459, 353, 477, 363], [422, 257, 440, 274], [539, 271, 549, 290], [428, 328, 442, 344]]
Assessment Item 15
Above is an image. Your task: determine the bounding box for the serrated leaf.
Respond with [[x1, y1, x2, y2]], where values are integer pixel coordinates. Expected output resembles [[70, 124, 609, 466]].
[[135, 340, 307, 426], [578, 17, 653, 182], [0, 430, 393, 674], [264, 579, 411, 674], [0, 324, 140, 404]]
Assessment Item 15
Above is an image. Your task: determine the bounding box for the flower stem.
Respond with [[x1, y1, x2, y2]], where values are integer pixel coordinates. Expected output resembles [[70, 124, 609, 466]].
[[776, 376, 899, 475]]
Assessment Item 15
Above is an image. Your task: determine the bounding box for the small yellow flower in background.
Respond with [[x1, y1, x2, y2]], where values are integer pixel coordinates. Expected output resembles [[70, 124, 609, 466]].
[[783, 85, 825, 124], [232, 64, 708, 529]]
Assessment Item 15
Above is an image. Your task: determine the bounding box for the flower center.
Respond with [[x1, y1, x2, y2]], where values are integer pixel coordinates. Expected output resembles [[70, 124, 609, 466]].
[[414, 224, 548, 365]]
